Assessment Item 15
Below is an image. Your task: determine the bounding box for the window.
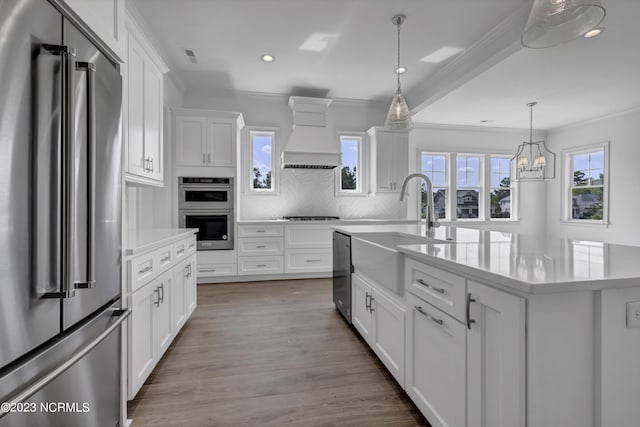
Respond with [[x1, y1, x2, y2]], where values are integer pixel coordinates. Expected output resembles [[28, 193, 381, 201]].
[[250, 130, 275, 192], [567, 145, 607, 221], [339, 136, 360, 192], [490, 156, 511, 218], [420, 154, 447, 219], [419, 152, 515, 222], [456, 155, 480, 219]]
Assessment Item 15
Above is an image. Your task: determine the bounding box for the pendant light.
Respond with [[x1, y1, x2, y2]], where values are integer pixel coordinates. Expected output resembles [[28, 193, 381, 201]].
[[512, 102, 556, 181], [385, 14, 412, 130], [521, 0, 606, 49]]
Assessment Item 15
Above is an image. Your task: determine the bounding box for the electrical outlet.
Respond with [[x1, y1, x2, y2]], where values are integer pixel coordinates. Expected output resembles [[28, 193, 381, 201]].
[[626, 301, 640, 328]]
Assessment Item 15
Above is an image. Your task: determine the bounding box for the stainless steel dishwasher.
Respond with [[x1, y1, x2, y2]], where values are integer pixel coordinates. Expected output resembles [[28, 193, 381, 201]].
[[332, 231, 352, 323]]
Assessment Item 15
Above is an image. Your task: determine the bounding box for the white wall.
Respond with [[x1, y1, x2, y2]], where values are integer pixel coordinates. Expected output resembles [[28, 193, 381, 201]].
[[545, 108, 640, 246], [183, 92, 402, 220], [407, 124, 547, 235]]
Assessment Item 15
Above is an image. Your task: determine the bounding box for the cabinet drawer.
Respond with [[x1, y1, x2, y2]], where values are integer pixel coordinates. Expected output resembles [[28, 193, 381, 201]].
[[238, 256, 283, 275], [405, 259, 466, 322], [198, 263, 237, 278], [285, 249, 332, 273], [155, 246, 173, 273], [238, 238, 284, 256], [238, 224, 284, 237], [284, 224, 332, 249], [130, 252, 156, 293]]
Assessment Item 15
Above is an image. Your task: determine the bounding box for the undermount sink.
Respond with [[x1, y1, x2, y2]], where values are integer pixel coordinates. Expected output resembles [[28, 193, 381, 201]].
[[351, 232, 435, 295]]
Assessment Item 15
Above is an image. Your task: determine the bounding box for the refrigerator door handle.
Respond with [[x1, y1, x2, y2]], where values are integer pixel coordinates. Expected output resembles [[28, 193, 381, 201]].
[[42, 44, 77, 299], [0, 308, 130, 419], [75, 61, 96, 290]]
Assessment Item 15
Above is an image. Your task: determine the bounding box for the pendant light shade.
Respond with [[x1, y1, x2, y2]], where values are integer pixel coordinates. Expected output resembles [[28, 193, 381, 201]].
[[511, 102, 556, 181], [385, 14, 412, 130], [521, 0, 606, 49]]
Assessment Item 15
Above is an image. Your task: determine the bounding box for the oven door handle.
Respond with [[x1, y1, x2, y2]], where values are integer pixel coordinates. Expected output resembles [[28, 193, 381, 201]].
[[180, 185, 231, 190]]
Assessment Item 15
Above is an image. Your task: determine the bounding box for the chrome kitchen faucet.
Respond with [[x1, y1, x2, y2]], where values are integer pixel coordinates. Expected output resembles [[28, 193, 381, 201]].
[[399, 173, 440, 231]]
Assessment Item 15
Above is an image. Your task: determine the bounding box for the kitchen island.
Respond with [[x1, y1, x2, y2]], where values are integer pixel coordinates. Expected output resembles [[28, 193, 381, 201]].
[[332, 224, 640, 427]]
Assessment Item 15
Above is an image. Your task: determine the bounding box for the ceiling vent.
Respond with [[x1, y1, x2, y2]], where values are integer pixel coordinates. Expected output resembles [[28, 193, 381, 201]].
[[184, 48, 198, 64], [281, 96, 341, 170]]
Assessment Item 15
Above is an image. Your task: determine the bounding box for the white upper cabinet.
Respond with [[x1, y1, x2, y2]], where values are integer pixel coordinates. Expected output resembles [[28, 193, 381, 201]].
[[124, 14, 168, 186], [368, 127, 410, 193], [175, 109, 245, 168], [60, 0, 126, 61]]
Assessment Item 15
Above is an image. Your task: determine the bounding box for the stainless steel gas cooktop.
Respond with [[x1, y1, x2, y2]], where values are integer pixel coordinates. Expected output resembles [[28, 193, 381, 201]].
[[282, 216, 340, 221]]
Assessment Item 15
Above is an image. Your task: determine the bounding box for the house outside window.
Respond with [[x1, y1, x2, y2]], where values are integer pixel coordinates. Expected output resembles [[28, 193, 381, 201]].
[[565, 142, 609, 222], [420, 153, 448, 219], [490, 156, 511, 218], [456, 155, 481, 219], [249, 130, 276, 193], [419, 151, 515, 222]]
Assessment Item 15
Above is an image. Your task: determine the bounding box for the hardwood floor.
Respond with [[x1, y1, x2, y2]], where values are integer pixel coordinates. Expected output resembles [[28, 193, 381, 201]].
[[128, 279, 431, 427]]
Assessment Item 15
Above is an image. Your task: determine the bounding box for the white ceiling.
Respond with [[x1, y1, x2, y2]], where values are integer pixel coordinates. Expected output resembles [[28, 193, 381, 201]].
[[129, 0, 640, 130]]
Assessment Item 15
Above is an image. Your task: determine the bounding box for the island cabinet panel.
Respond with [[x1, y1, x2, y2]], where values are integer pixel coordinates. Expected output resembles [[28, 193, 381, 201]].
[[467, 280, 525, 427], [351, 274, 373, 343], [406, 292, 466, 427], [351, 273, 405, 387]]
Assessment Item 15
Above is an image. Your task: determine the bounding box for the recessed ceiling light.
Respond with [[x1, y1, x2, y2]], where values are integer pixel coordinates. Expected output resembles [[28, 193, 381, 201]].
[[261, 54, 275, 63], [584, 27, 604, 38], [395, 66, 407, 74], [480, 120, 495, 123]]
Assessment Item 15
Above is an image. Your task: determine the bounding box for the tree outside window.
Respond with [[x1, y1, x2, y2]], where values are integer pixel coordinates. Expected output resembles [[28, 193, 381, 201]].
[[339, 136, 360, 192], [570, 150, 604, 220], [490, 157, 511, 218], [251, 132, 274, 191]]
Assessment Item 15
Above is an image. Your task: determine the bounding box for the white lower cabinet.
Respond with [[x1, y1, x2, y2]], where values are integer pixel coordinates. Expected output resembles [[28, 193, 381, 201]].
[[127, 234, 197, 399], [467, 280, 525, 427], [406, 292, 466, 427], [351, 274, 405, 387]]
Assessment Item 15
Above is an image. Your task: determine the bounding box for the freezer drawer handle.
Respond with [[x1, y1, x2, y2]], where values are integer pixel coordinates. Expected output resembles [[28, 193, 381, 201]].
[[0, 308, 130, 419], [41, 44, 77, 299], [74, 61, 97, 290]]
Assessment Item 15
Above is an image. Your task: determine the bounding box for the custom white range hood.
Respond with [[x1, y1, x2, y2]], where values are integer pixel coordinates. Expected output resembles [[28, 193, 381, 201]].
[[281, 96, 341, 169]]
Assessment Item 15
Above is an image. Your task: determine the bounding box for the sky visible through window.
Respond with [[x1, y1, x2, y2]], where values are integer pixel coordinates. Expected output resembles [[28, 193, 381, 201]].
[[340, 137, 358, 191], [252, 133, 273, 189]]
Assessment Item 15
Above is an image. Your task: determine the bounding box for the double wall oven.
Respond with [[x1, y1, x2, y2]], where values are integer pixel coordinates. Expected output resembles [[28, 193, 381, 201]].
[[178, 177, 234, 250]]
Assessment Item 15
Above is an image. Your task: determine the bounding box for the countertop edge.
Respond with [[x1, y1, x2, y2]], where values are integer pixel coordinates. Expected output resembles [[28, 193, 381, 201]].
[[125, 228, 198, 257]]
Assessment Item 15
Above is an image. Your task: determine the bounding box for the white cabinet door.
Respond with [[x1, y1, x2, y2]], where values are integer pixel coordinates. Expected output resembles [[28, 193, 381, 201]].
[[208, 119, 234, 166], [172, 260, 187, 332], [284, 224, 332, 249], [176, 116, 207, 165], [155, 271, 173, 356], [62, 0, 125, 60], [371, 289, 405, 387], [126, 36, 146, 177], [184, 255, 197, 316], [129, 278, 159, 399], [467, 281, 525, 427], [351, 274, 373, 344], [368, 127, 409, 193], [144, 62, 163, 182], [406, 293, 466, 427]]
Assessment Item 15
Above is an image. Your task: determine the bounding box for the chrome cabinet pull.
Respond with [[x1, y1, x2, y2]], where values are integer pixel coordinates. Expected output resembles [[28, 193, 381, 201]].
[[207, 153, 211, 163], [154, 287, 161, 307], [159, 283, 164, 303], [415, 306, 444, 327], [306, 259, 321, 263], [369, 296, 375, 313], [255, 245, 267, 249], [161, 255, 170, 263], [466, 293, 476, 330], [150, 157, 154, 172], [417, 278, 446, 295], [255, 229, 266, 233], [256, 264, 267, 268], [365, 292, 371, 311], [177, 248, 185, 255], [139, 265, 152, 275]]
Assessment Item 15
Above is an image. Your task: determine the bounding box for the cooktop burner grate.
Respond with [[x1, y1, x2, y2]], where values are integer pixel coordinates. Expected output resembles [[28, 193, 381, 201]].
[[282, 216, 340, 221]]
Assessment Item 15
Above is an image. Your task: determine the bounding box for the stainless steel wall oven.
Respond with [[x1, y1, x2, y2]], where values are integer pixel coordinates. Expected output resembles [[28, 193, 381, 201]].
[[178, 177, 234, 250]]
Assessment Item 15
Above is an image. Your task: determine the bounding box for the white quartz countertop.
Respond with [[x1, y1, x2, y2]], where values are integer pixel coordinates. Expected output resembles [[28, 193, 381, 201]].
[[332, 224, 640, 294], [126, 228, 198, 256]]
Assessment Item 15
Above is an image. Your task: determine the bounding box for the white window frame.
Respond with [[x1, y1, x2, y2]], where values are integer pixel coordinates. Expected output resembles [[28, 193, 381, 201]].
[[488, 155, 515, 221], [562, 141, 610, 225], [418, 151, 518, 222], [419, 151, 450, 220], [246, 127, 279, 195], [335, 132, 367, 196]]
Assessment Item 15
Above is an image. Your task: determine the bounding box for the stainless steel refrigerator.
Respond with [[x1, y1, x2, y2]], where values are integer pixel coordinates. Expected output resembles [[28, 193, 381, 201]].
[[0, 0, 129, 426]]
